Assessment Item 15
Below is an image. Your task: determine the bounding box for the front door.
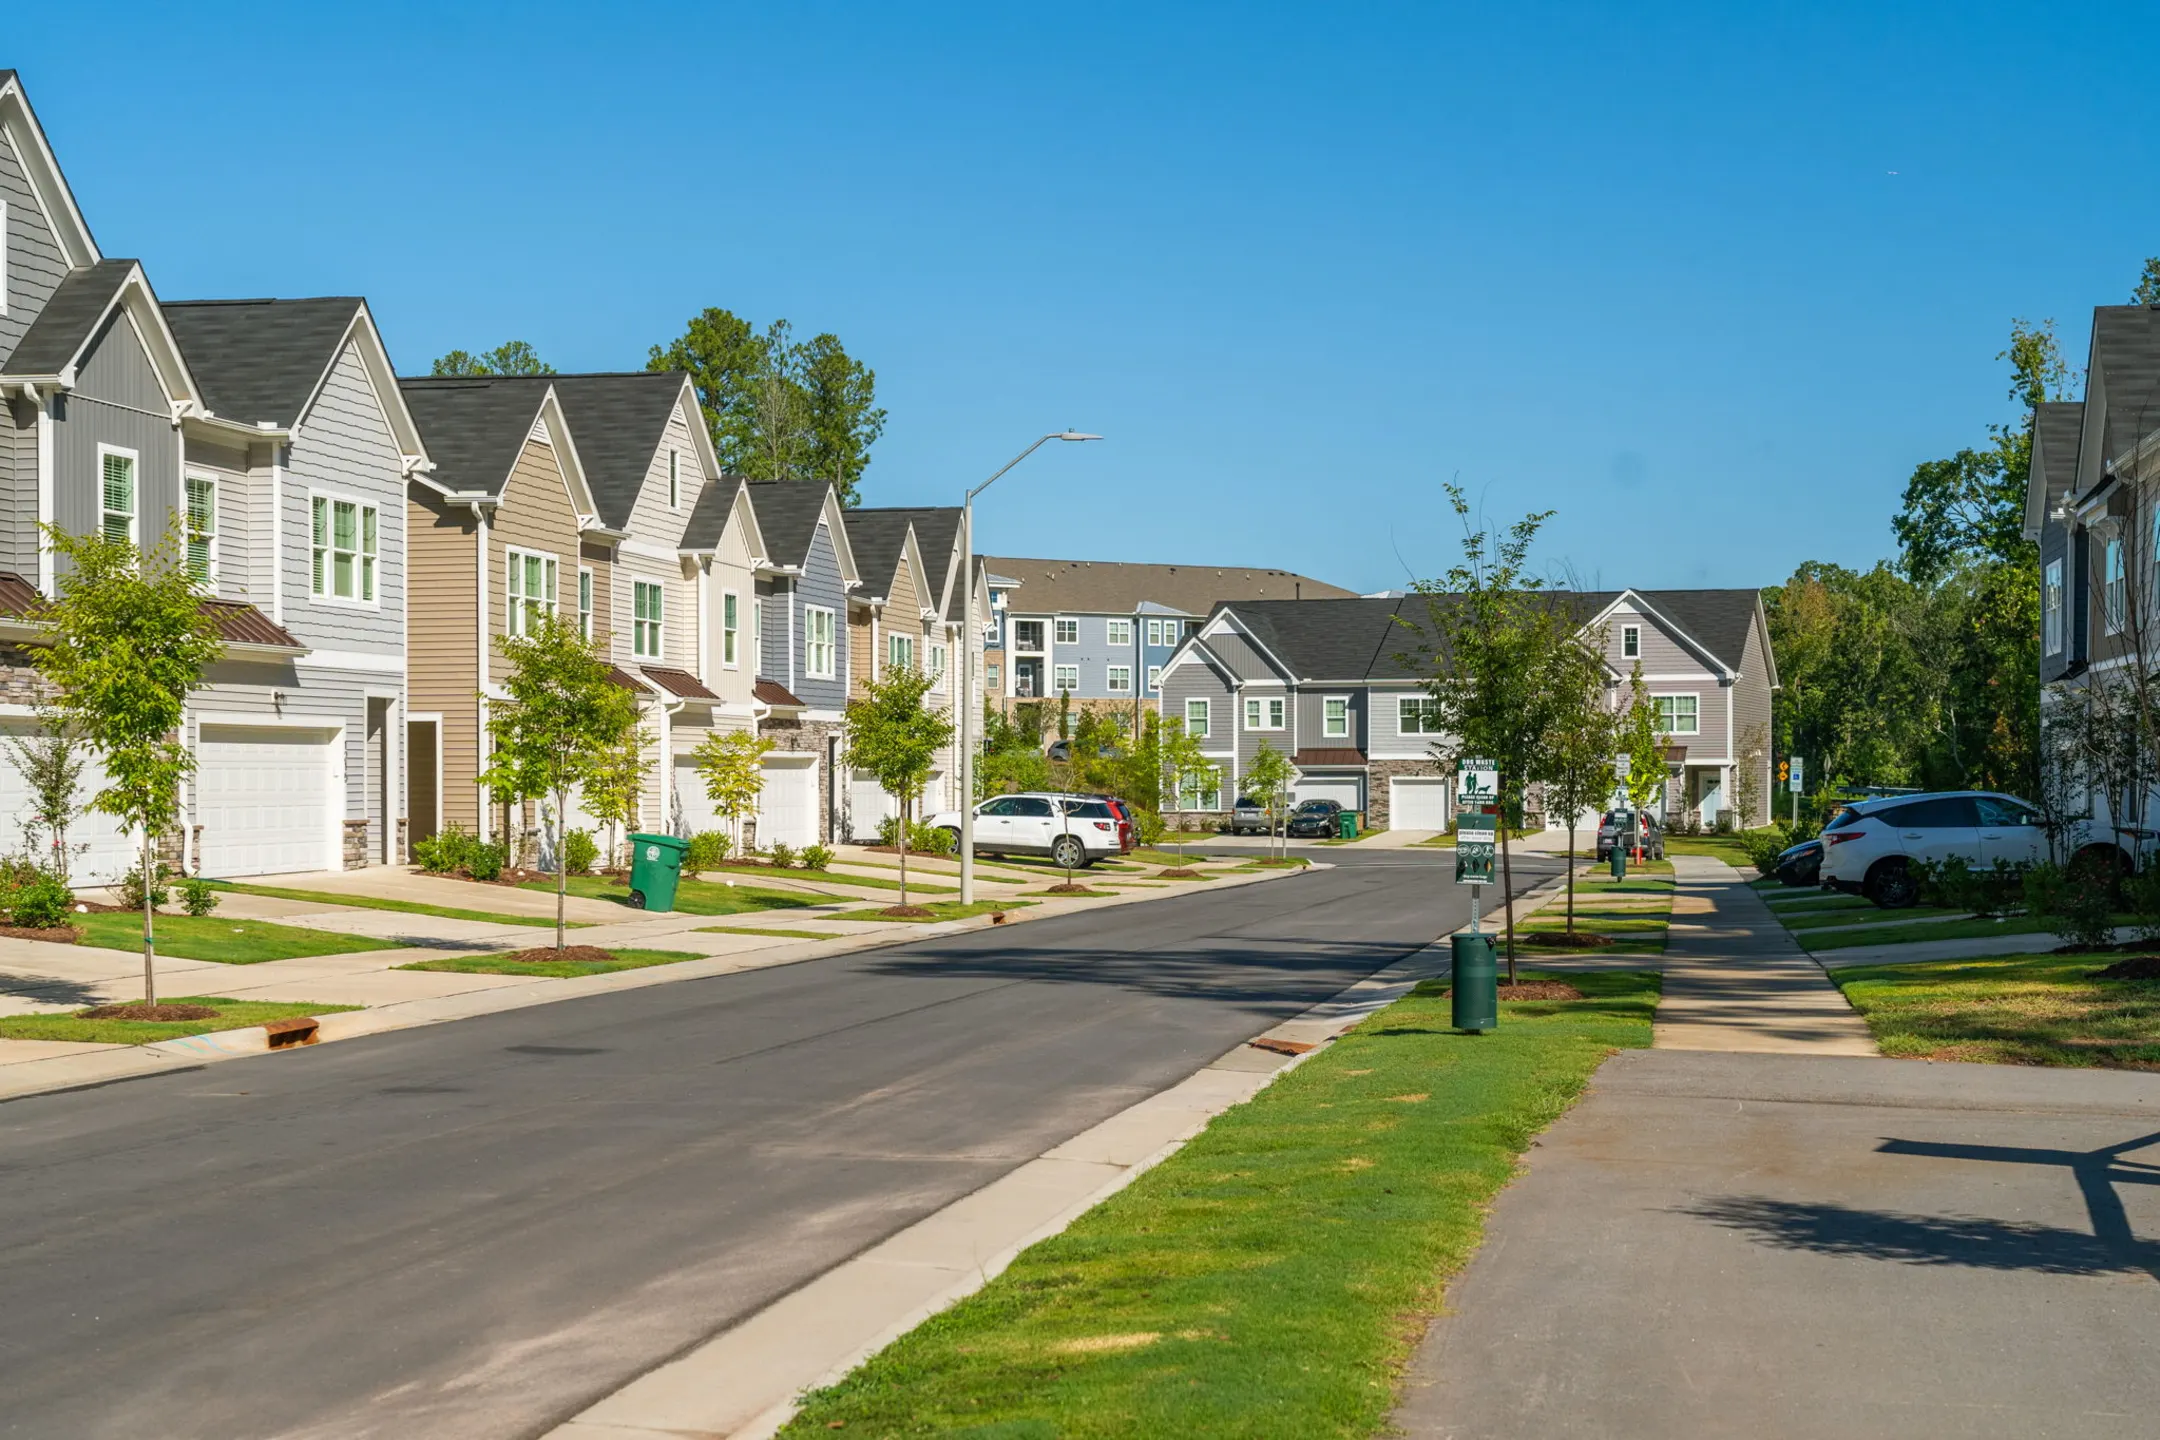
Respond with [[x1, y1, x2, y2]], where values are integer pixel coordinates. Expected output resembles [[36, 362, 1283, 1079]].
[[1697, 770, 1723, 825]]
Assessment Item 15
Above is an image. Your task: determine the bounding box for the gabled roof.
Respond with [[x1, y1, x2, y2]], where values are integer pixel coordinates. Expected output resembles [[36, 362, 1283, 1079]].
[[398, 375, 564, 499], [1623, 590, 1762, 673], [2090, 306, 2160, 471], [841, 509, 916, 602], [0, 72, 99, 270], [857, 506, 965, 618], [547, 372, 718, 531], [983, 556, 1356, 615], [2025, 401, 2085, 541], [678, 475, 751, 551], [160, 298, 364, 427], [2, 260, 134, 376], [745, 480, 858, 582]]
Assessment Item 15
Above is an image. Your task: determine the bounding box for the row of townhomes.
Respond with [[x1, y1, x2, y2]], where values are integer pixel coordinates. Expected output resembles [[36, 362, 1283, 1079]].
[[0, 71, 990, 881], [1156, 588, 1777, 831]]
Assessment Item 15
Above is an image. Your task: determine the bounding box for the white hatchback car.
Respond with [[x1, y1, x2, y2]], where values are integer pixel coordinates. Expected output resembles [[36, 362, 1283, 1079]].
[[926, 792, 1123, 869], [1818, 790, 2126, 907]]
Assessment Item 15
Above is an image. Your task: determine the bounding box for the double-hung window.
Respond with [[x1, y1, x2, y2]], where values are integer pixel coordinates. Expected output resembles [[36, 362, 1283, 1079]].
[[577, 567, 594, 641], [929, 642, 947, 680], [1147, 664, 1162, 691], [2044, 560, 2064, 656], [1322, 695, 1349, 738], [1106, 619, 1132, 647], [987, 660, 1002, 691], [505, 548, 557, 634], [1107, 665, 1131, 693], [722, 591, 740, 666], [1053, 617, 1078, 645], [1398, 696, 1443, 734], [1654, 694, 1700, 736], [1053, 663, 1079, 692], [1184, 698, 1210, 738], [805, 605, 836, 678], [1244, 696, 1285, 730], [1621, 624, 1641, 659], [1146, 619, 1164, 646], [888, 632, 915, 671], [184, 475, 217, 587], [99, 446, 137, 545], [1178, 768, 1223, 811], [633, 580, 664, 658], [315, 496, 379, 603], [2105, 538, 2127, 633]]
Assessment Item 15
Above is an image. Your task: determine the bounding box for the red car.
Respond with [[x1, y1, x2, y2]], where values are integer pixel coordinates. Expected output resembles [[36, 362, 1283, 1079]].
[[1093, 795, 1136, 853]]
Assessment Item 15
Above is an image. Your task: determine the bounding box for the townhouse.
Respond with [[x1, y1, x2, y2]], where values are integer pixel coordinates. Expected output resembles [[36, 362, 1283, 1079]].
[[745, 479, 859, 846], [674, 474, 768, 832], [1158, 588, 1775, 831]]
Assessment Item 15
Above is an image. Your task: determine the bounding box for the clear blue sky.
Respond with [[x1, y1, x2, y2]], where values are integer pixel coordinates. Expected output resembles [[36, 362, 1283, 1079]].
[[12, 3, 2157, 593]]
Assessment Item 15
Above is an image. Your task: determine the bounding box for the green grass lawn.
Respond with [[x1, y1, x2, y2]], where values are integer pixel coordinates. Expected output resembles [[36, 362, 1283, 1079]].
[[401, 947, 703, 979], [1572, 875, 1675, 896], [0, 997, 359, 1045], [1664, 831, 1776, 869], [76, 913, 403, 963], [690, 862, 957, 895], [780, 969, 1660, 1439], [1761, 892, 1871, 913], [833, 900, 1036, 923], [1126, 848, 1227, 868], [209, 880, 586, 929], [1777, 905, 1963, 932], [1800, 913, 2076, 951], [1027, 886, 1120, 898], [1830, 953, 2160, 1067], [695, 925, 836, 940], [519, 874, 820, 917]]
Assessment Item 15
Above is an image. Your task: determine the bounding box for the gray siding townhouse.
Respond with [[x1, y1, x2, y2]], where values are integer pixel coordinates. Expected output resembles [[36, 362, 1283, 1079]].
[[1159, 589, 1776, 831], [869, 506, 978, 814], [981, 557, 1355, 720], [745, 480, 859, 846]]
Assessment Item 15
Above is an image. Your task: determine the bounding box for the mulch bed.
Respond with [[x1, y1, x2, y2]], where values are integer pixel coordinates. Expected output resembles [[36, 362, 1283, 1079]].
[[496, 944, 619, 965], [1043, 884, 1100, 895], [1156, 868, 1204, 879], [80, 1002, 220, 1021], [0, 924, 81, 943], [70, 901, 130, 914], [1496, 981, 1586, 1001], [1528, 930, 1617, 950], [881, 905, 936, 919], [2095, 955, 2160, 980]]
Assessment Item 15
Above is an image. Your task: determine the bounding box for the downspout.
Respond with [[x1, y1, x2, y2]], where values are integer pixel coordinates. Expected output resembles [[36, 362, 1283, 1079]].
[[269, 442, 288, 626], [29, 384, 53, 596], [473, 502, 491, 843]]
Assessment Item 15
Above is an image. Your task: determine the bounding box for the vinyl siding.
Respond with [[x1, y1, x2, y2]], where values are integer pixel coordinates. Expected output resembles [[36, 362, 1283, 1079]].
[[1293, 687, 1368, 753], [622, 403, 706, 542], [192, 665, 379, 829], [615, 548, 693, 672], [488, 436, 581, 645], [2040, 515, 2072, 684], [704, 507, 757, 712], [1734, 618, 1775, 824], [790, 522, 849, 712], [284, 340, 405, 654], [0, 129, 70, 368], [1160, 656, 1238, 792], [1606, 604, 1729, 759], [405, 485, 480, 832], [579, 539, 614, 651], [182, 436, 254, 604], [52, 316, 179, 561], [0, 398, 32, 575], [1202, 627, 1285, 683], [1367, 683, 1447, 759]]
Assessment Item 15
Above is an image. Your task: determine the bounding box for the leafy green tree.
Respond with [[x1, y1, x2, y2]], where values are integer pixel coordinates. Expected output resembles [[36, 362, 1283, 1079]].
[[430, 340, 554, 377], [1159, 716, 1215, 858], [4, 703, 87, 880], [2136, 258, 2160, 307], [1538, 653, 1620, 934], [475, 614, 641, 947], [843, 664, 953, 907], [691, 728, 776, 851], [1241, 740, 1296, 860], [582, 726, 654, 869], [1616, 664, 1670, 819], [32, 523, 223, 1006], [798, 332, 886, 507]]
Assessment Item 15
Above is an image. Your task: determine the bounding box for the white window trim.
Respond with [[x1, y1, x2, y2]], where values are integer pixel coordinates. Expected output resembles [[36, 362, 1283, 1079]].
[[1398, 695, 1442, 735], [1053, 616, 1079, 646], [721, 589, 741, 668], [1107, 664, 1132, 693], [311, 489, 382, 608], [1053, 663, 1079, 692], [2043, 559, 2064, 657], [183, 472, 218, 590], [1012, 619, 1046, 653], [577, 565, 595, 641], [1145, 619, 1162, 646], [96, 443, 139, 547], [929, 641, 947, 681], [1147, 664, 1163, 691], [888, 631, 915, 671], [1106, 619, 1132, 647], [1243, 695, 1286, 731], [1653, 692, 1702, 736], [804, 604, 837, 679], [1185, 697, 1210, 738], [2104, 537, 2127, 635], [633, 578, 665, 659], [1321, 693, 1350, 739], [504, 544, 559, 634]]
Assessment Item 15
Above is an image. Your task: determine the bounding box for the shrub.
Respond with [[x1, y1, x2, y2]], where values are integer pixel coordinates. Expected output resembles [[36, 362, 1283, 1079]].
[[1739, 828, 1791, 878], [1130, 805, 1167, 848], [877, 815, 952, 854], [119, 863, 172, 911], [2025, 861, 2116, 950], [10, 872, 72, 929], [562, 828, 598, 876], [176, 876, 220, 917], [414, 824, 477, 875], [767, 841, 798, 870], [1916, 856, 2027, 918], [465, 843, 506, 883], [801, 843, 833, 871], [2130, 862, 2160, 945], [686, 831, 731, 871]]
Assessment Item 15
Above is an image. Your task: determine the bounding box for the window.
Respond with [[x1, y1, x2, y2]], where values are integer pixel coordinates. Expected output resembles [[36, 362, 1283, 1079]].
[[668, 449, 680, 509], [722, 591, 740, 666], [2043, 560, 2064, 656], [315, 496, 380, 603], [987, 661, 1002, 691], [1398, 696, 1442, 734], [99, 446, 137, 545], [888, 632, 915, 671], [504, 546, 557, 633], [1323, 695, 1349, 738], [1107, 619, 1132, 647], [1054, 617, 1078, 645], [1879, 796, 1980, 829], [1975, 796, 2040, 828], [577, 567, 594, 641], [1054, 663, 1078, 692], [1653, 694, 1700, 735], [1014, 619, 1044, 651], [2105, 537, 2126, 633], [1146, 619, 1164, 646], [1178, 769, 1223, 811], [1147, 664, 1162, 691], [930, 642, 947, 679], [1107, 665, 1131, 693], [633, 580, 664, 657], [1185, 698, 1210, 737], [1244, 696, 1285, 729], [184, 475, 217, 587], [805, 605, 836, 678], [753, 598, 764, 668], [1621, 624, 1640, 659]]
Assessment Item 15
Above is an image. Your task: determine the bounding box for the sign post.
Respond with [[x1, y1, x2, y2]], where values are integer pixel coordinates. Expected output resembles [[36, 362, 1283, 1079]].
[[1789, 754, 1804, 824], [1451, 790, 1500, 1034], [1455, 757, 1499, 932]]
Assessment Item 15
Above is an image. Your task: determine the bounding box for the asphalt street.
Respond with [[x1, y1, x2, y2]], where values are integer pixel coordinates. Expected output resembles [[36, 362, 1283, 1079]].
[[0, 845, 1559, 1440]]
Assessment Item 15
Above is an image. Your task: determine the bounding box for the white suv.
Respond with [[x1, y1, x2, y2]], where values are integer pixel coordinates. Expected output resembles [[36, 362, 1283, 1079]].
[[1818, 790, 2127, 907], [927, 793, 1123, 869]]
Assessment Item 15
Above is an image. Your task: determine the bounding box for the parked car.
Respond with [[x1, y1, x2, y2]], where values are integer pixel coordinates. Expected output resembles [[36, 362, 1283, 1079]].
[[1773, 838, 1822, 887], [925, 792, 1123, 868], [1091, 794, 1137, 853], [1284, 798, 1343, 840], [1595, 809, 1666, 861], [1229, 797, 1272, 836], [1816, 790, 2129, 908]]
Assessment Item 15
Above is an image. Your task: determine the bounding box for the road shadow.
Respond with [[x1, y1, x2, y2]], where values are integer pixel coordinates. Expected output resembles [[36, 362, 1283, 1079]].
[[1678, 1194, 2159, 1278]]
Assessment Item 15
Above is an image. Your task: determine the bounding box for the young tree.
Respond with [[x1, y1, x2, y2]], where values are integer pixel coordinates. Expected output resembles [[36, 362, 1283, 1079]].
[[1617, 664, 1671, 823], [691, 727, 776, 850], [475, 614, 641, 948], [978, 701, 1053, 798], [1159, 719, 1214, 859], [1242, 740, 1296, 861], [430, 341, 554, 377], [32, 523, 223, 1006], [1537, 654, 1621, 936], [583, 726, 655, 869], [4, 703, 88, 880], [843, 664, 953, 908]]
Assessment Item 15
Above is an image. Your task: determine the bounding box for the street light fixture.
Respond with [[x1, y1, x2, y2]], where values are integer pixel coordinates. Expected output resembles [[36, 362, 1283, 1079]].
[[959, 431, 1102, 904]]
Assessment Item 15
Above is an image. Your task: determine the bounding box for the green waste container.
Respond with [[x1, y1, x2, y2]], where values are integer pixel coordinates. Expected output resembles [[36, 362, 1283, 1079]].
[[1451, 933, 1498, 1033], [1610, 844, 1627, 881], [1338, 809, 1358, 840], [626, 832, 689, 912]]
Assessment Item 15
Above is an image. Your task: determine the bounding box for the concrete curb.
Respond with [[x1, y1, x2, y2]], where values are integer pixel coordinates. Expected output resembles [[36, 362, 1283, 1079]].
[[0, 859, 1322, 1107], [546, 868, 1579, 1440]]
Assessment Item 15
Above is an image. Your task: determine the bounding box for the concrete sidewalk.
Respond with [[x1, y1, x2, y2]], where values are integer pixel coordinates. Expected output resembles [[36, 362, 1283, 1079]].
[[1392, 1049, 2160, 1439], [1654, 855, 1877, 1055]]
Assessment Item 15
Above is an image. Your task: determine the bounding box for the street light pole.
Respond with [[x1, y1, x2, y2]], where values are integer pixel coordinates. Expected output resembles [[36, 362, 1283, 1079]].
[[960, 431, 1101, 904]]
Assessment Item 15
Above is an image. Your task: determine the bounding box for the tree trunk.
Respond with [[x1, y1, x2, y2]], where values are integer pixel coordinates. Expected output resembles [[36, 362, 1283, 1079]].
[[898, 794, 909, 909], [555, 788, 568, 951], [1500, 808, 1518, 985], [141, 823, 157, 1007], [1566, 821, 1578, 933]]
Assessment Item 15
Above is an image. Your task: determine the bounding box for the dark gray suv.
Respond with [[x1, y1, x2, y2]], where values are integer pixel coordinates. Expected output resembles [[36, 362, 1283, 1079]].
[[1595, 808, 1665, 861]]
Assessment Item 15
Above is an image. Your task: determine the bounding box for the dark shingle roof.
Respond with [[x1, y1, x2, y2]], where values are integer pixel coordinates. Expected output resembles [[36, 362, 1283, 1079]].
[[678, 475, 745, 551], [2, 260, 135, 376], [397, 376, 554, 496], [546, 373, 689, 530], [841, 509, 916, 600], [160, 298, 362, 426], [2091, 305, 2160, 466], [983, 555, 1356, 615], [2034, 401, 2085, 497], [1628, 590, 1760, 670], [857, 507, 964, 616], [745, 480, 833, 567]]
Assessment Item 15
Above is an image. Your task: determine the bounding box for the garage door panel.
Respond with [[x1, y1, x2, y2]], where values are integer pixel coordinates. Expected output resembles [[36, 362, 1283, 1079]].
[[198, 726, 335, 879], [758, 762, 818, 848], [1294, 774, 1363, 810], [674, 758, 722, 838], [0, 721, 135, 886], [1390, 777, 1451, 830]]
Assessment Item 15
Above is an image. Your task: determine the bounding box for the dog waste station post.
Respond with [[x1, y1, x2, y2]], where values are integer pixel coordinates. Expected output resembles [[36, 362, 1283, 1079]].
[[1451, 757, 1499, 1034]]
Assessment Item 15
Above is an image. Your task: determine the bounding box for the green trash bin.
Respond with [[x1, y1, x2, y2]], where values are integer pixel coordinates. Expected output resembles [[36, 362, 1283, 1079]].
[[1338, 809, 1358, 840], [626, 832, 689, 912], [1610, 844, 1627, 881], [1451, 933, 1498, 1033]]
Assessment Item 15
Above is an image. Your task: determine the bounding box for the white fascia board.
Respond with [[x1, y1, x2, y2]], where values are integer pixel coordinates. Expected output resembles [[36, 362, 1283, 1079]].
[[1588, 589, 1734, 681], [670, 376, 725, 485], [297, 648, 405, 674], [533, 386, 603, 519], [0, 77, 99, 266], [817, 488, 862, 585]]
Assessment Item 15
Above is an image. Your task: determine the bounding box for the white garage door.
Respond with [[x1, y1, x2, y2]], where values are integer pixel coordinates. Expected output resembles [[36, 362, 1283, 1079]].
[[1295, 773, 1363, 811], [758, 759, 819, 848], [197, 725, 336, 878], [1390, 777, 1452, 830], [674, 757, 721, 838], [847, 769, 895, 842], [0, 720, 136, 885]]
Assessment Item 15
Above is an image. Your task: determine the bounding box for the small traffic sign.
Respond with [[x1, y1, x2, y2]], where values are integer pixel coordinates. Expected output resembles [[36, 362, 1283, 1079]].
[[1455, 812, 1497, 886], [1614, 753, 1632, 780], [1789, 755, 1805, 793]]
